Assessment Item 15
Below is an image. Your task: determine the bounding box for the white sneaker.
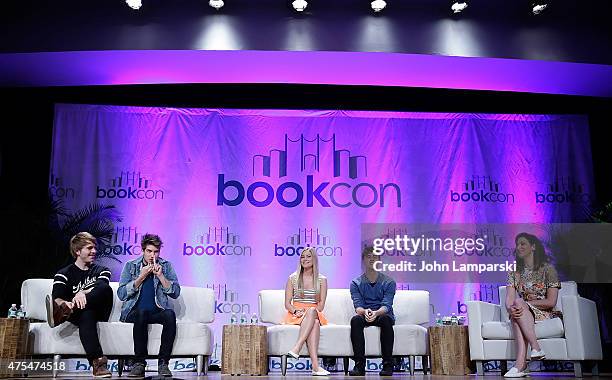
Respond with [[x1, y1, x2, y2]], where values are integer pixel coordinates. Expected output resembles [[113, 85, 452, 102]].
[[530, 349, 546, 360], [504, 367, 527, 378], [287, 351, 300, 359], [312, 368, 331, 376]]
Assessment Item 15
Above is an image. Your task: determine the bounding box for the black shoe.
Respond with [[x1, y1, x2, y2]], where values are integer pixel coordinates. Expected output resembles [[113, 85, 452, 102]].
[[349, 366, 366, 376], [323, 357, 337, 372], [379, 365, 394, 376], [393, 357, 403, 372], [158, 360, 172, 377], [128, 362, 145, 378]]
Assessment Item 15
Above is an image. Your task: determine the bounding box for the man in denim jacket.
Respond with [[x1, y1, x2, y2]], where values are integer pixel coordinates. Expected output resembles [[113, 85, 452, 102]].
[[118, 234, 181, 378]]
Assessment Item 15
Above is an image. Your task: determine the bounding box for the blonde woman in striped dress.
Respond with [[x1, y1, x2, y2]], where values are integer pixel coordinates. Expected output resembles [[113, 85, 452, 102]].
[[283, 247, 330, 376]]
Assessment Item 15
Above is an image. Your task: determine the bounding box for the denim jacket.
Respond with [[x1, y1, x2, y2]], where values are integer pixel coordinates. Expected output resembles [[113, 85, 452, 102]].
[[117, 256, 181, 322]]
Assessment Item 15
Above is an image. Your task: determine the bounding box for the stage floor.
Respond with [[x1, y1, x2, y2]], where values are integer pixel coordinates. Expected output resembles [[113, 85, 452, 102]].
[[24, 372, 611, 379]]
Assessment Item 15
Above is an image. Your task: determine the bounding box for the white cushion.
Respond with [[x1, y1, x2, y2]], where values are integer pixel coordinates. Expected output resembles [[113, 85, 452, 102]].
[[482, 338, 568, 360], [259, 289, 357, 326], [258, 290, 287, 325], [394, 291, 430, 325], [266, 324, 352, 356], [323, 290, 358, 325], [389, 325, 428, 355], [27, 322, 57, 354], [266, 324, 428, 356], [482, 317, 564, 340], [29, 322, 213, 356]]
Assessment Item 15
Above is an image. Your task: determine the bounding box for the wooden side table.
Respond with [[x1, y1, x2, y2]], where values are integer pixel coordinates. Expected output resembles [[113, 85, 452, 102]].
[[428, 325, 472, 375], [0, 318, 30, 378], [222, 324, 268, 375]]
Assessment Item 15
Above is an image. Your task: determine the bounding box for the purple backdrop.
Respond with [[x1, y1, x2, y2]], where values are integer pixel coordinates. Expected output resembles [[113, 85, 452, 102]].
[[49, 104, 594, 365]]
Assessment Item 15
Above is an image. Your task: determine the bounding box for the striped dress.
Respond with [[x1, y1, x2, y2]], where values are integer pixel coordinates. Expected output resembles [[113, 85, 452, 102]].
[[282, 274, 328, 325]]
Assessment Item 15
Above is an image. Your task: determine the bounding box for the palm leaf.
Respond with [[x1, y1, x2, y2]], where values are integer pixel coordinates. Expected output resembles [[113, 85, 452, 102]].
[[59, 203, 123, 262]]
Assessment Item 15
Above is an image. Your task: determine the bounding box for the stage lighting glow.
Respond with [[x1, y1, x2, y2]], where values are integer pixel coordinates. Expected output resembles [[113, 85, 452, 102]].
[[125, 0, 142, 10], [451, 1, 468, 13], [532, 3, 548, 15], [292, 0, 308, 12], [371, 0, 387, 12], [209, 0, 224, 9]]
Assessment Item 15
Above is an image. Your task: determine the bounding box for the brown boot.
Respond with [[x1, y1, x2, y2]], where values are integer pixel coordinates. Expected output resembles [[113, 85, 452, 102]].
[[92, 356, 112, 378], [45, 295, 73, 328]]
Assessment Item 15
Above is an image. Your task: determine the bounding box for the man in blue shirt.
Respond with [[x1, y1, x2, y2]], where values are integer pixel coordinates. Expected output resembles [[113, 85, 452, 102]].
[[118, 234, 181, 378], [349, 246, 396, 376]]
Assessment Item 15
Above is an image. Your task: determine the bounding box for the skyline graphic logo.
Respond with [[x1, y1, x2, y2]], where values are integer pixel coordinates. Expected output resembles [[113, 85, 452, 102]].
[[183, 226, 252, 257], [274, 227, 343, 257], [205, 283, 251, 314], [450, 175, 515, 203], [474, 226, 513, 257], [252, 134, 367, 179], [96, 171, 164, 200], [100, 226, 143, 257], [535, 177, 592, 204], [457, 284, 501, 315], [49, 172, 75, 199], [218, 133, 401, 208]]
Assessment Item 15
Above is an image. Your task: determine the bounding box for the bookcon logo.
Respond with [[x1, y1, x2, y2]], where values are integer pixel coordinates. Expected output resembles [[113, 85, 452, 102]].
[[97, 171, 164, 200], [274, 227, 343, 257], [473, 227, 513, 257], [205, 283, 251, 314], [183, 226, 252, 257], [450, 175, 514, 203], [535, 177, 592, 205], [49, 173, 75, 199], [99, 226, 143, 257], [217, 134, 401, 208]]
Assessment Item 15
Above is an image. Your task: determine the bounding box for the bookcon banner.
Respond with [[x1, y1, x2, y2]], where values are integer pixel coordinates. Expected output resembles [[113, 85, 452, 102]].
[[50, 104, 594, 366]]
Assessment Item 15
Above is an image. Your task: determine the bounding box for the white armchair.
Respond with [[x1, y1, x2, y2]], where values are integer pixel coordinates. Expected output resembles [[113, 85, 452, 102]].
[[467, 281, 602, 377]]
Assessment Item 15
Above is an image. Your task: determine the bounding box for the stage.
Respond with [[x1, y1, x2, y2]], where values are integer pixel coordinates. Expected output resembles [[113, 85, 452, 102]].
[[24, 372, 611, 379]]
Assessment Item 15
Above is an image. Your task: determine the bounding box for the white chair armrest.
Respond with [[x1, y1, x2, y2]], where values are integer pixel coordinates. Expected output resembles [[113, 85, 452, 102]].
[[562, 295, 603, 360], [467, 301, 501, 360]]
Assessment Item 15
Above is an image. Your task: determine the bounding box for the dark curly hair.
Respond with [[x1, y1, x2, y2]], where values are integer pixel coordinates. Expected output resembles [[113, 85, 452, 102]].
[[514, 232, 548, 272], [141, 233, 163, 250]]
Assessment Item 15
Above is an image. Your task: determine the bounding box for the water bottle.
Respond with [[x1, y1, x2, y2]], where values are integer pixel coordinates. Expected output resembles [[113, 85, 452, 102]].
[[250, 313, 259, 324], [451, 313, 458, 325], [230, 313, 238, 324], [240, 313, 248, 324], [16, 305, 26, 319], [435, 313, 442, 325], [7, 304, 18, 318]]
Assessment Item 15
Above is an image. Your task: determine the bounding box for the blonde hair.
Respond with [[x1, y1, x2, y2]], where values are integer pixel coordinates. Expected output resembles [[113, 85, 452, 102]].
[[292, 247, 321, 298], [69, 232, 97, 258]]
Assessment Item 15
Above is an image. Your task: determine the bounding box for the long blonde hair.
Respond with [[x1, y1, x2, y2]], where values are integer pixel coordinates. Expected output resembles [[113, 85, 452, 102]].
[[292, 247, 320, 298]]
